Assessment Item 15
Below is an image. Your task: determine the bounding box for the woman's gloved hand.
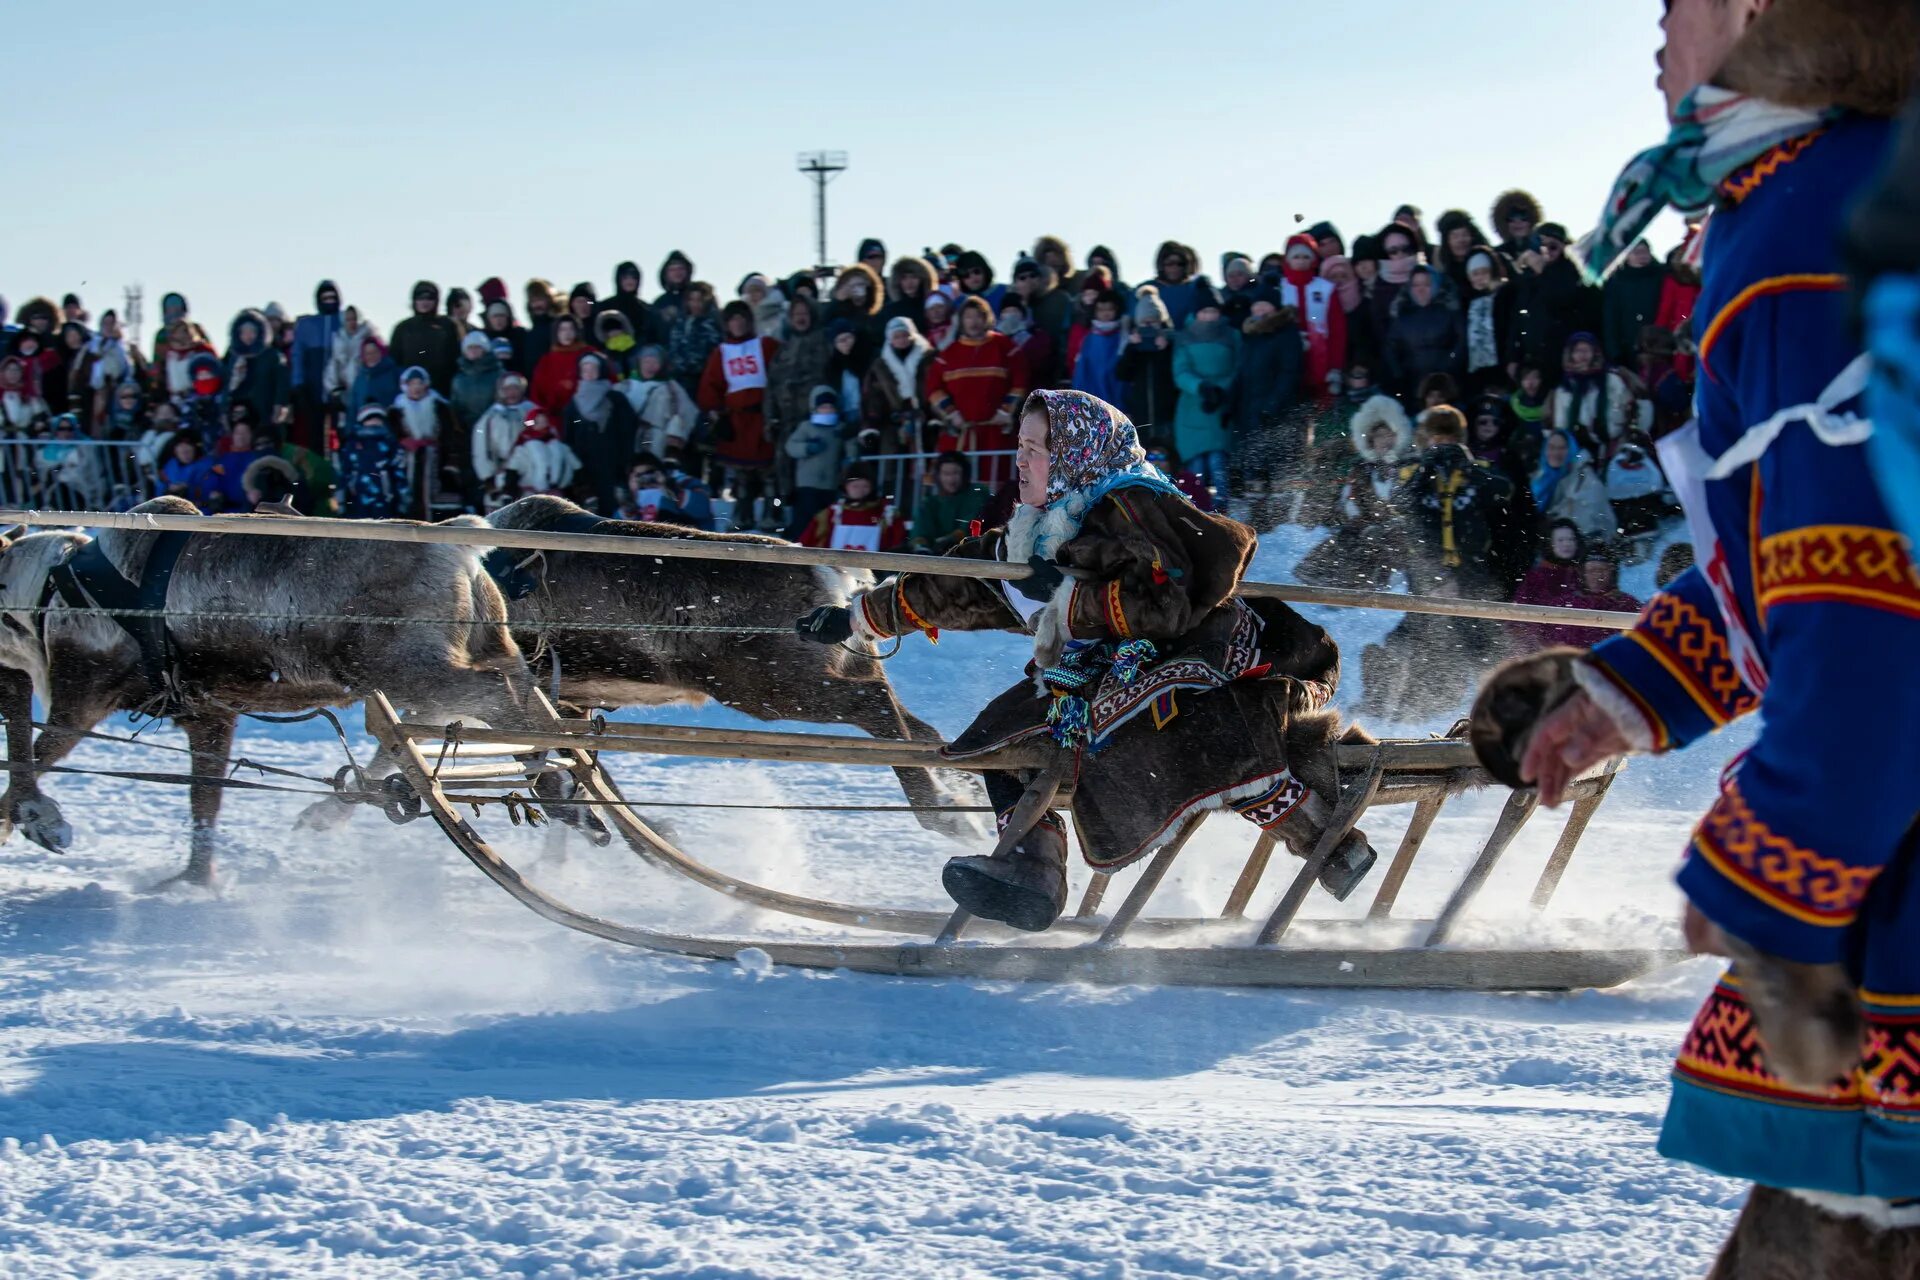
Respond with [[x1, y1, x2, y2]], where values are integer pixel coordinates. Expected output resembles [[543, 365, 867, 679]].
[[1011, 555, 1065, 602], [795, 605, 853, 644]]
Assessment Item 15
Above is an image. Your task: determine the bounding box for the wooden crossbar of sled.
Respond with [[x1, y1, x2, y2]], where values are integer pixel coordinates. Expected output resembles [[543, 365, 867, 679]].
[[365, 690, 1686, 991]]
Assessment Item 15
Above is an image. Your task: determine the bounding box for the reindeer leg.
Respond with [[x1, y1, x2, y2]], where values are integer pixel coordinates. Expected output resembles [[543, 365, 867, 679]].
[[148, 712, 236, 890], [16, 690, 118, 853], [0, 668, 35, 845]]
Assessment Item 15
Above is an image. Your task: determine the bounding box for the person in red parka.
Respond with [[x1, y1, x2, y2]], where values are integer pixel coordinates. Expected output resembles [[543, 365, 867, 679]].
[[1277, 233, 1347, 402], [530, 315, 596, 417], [1508, 519, 1593, 652], [799, 464, 907, 551], [928, 295, 1028, 485], [698, 300, 782, 529], [1654, 236, 1703, 380]]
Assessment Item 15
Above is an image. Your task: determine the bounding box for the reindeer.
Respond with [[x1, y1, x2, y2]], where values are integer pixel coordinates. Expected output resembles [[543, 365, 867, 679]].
[[459, 495, 979, 836], [0, 498, 545, 885]]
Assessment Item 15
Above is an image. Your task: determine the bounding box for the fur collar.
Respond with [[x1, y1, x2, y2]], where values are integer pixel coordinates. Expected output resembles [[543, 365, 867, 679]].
[[1003, 500, 1082, 563], [1717, 0, 1917, 116], [878, 337, 930, 401], [1242, 307, 1300, 337]]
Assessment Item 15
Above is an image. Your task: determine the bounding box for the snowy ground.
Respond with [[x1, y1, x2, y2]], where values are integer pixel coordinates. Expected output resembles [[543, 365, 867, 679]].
[[0, 523, 1754, 1278]]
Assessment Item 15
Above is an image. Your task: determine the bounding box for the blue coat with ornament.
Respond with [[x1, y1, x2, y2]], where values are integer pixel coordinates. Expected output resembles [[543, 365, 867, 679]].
[[1577, 113, 1920, 1200]]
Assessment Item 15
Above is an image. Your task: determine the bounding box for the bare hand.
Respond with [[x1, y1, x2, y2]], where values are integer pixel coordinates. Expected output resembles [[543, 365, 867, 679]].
[[1518, 690, 1630, 808]]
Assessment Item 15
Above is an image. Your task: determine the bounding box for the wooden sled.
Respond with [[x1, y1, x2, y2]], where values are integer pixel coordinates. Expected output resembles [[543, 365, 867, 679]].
[[364, 690, 1687, 992]]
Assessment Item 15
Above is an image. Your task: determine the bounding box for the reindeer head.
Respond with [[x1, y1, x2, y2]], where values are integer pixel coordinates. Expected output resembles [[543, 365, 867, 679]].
[[0, 530, 87, 677]]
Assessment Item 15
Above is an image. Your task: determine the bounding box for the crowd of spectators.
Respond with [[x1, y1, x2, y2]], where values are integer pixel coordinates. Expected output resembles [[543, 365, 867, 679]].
[[0, 191, 1694, 631]]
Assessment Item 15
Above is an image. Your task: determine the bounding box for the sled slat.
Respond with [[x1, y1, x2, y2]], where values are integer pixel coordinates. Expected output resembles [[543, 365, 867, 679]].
[[1096, 817, 1204, 946], [1426, 790, 1540, 945], [1530, 761, 1622, 910], [1367, 794, 1446, 920], [1257, 760, 1388, 946], [1221, 832, 1279, 919]]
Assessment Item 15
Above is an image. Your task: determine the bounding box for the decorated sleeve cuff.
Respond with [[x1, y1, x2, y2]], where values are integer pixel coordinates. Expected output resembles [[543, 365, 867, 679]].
[[850, 591, 895, 642], [1584, 593, 1758, 753], [1572, 658, 1656, 753], [1678, 776, 1881, 965]]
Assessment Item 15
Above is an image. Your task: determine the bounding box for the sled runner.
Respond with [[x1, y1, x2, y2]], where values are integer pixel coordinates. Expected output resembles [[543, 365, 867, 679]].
[[365, 689, 1683, 991]]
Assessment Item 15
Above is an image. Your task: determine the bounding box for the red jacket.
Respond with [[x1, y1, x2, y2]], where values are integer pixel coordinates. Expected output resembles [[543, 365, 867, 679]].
[[800, 496, 906, 551], [929, 333, 1026, 426], [531, 342, 595, 417], [697, 336, 781, 468]]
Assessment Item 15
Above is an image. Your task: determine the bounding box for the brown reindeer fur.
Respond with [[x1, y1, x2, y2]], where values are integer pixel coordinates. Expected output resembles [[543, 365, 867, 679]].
[[1708, 1186, 1920, 1280]]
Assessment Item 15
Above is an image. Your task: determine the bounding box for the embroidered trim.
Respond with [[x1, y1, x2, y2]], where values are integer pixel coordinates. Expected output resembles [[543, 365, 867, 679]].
[[1674, 978, 1861, 1109], [857, 592, 891, 640], [1717, 129, 1826, 208], [1229, 773, 1308, 830], [1628, 593, 1760, 729], [895, 584, 939, 642], [1105, 579, 1132, 638], [1692, 776, 1880, 926], [1698, 273, 1847, 384], [1757, 524, 1920, 620]]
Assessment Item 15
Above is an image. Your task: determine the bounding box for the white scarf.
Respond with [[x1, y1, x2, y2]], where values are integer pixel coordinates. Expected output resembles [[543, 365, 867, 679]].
[[878, 338, 930, 402], [393, 391, 443, 441]]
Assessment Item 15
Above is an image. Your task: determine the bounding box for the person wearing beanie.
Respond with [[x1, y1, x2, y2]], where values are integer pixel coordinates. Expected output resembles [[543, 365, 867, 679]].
[[654, 250, 695, 328], [860, 315, 935, 453], [1171, 280, 1239, 498], [697, 298, 783, 528], [799, 459, 906, 552], [927, 294, 1027, 484], [477, 277, 508, 308], [618, 342, 699, 462], [1116, 284, 1178, 440], [390, 280, 460, 394], [600, 260, 665, 349], [338, 401, 411, 518], [1308, 222, 1345, 260], [1220, 257, 1258, 327], [471, 370, 539, 491], [785, 385, 850, 537]]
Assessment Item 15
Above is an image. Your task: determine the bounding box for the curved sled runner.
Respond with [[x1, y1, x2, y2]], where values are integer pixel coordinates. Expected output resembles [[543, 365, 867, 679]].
[[365, 689, 1685, 991]]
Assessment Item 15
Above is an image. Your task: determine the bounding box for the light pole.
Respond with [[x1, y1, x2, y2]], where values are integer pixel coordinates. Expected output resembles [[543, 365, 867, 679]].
[[795, 151, 849, 274]]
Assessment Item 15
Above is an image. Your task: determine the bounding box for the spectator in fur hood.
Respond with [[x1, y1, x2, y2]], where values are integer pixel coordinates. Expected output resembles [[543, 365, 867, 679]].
[[882, 257, 937, 330], [827, 263, 886, 358], [862, 316, 936, 453], [953, 250, 999, 309], [654, 251, 694, 327], [600, 260, 664, 348], [391, 281, 461, 393], [1490, 189, 1543, 268], [1148, 241, 1203, 329], [1434, 209, 1495, 302], [593, 310, 641, 378], [1295, 394, 1411, 591], [523, 278, 561, 369], [224, 309, 291, 428], [1033, 235, 1074, 283]]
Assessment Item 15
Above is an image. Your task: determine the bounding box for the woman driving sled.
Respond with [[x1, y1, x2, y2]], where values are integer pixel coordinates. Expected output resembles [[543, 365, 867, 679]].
[[797, 389, 1376, 932]]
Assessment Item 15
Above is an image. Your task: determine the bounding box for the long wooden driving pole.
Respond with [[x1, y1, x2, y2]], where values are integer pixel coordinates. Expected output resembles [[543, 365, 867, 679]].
[[0, 508, 1639, 632]]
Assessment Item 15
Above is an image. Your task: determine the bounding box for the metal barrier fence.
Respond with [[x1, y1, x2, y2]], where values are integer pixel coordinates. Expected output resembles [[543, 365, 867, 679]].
[[0, 438, 154, 511], [865, 450, 1016, 521]]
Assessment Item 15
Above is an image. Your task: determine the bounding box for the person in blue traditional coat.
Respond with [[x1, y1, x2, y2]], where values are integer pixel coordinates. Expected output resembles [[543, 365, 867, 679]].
[[1471, 2, 1920, 1274], [793, 390, 1378, 933]]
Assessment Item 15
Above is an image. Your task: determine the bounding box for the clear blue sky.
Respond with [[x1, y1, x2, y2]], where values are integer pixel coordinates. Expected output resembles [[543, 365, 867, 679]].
[[11, 0, 1677, 341]]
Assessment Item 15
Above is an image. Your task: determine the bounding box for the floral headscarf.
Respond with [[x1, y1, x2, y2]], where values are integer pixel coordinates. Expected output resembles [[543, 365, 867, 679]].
[[1025, 389, 1157, 505], [1008, 390, 1183, 561]]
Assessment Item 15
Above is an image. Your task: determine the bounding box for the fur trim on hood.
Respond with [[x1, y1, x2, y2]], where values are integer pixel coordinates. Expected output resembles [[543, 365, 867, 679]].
[[241, 454, 301, 496], [1715, 0, 1918, 116], [14, 297, 57, 331], [658, 251, 693, 291], [888, 256, 937, 301], [1490, 190, 1543, 235], [1350, 395, 1414, 461], [1242, 307, 1300, 336], [1152, 240, 1198, 281], [833, 264, 884, 316], [525, 278, 560, 312], [953, 250, 994, 289], [1032, 235, 1074, 277]]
